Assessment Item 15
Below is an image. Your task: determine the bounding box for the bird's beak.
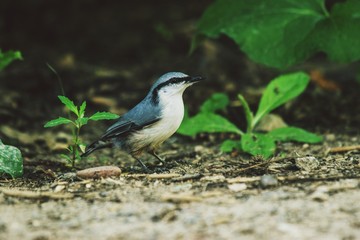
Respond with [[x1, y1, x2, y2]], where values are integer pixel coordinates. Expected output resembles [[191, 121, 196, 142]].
[[188, 76, 205, 83]]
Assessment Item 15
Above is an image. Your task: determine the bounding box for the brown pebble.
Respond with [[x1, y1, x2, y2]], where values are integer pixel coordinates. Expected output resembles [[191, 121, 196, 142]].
[[76, 166, 121, 179]]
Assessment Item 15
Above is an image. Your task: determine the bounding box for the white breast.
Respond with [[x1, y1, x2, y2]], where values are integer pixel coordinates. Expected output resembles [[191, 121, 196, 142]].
[[129, 94, 185, 152]]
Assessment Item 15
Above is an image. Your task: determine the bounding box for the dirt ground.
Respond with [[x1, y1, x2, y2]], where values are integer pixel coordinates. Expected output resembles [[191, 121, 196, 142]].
[[1, 1, 360, 240]]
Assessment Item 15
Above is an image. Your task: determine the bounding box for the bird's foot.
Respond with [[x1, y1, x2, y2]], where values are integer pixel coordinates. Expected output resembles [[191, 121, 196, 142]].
[[150, 151, 166, 166], [133, 157, 152, 173]]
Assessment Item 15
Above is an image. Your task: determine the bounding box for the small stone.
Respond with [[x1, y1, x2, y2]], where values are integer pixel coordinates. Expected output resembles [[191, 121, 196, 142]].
[[53, 185, 66, 193], [228, 183, 247, 192], [295, 156, 320, 172], [260, 174, 278, 188], [311, 186, 329, 201], [76, 166, 121, 179], [254, 114, 287, 132], [325, 134, 336, 141], [302, 144, 309, 149], [194, 145, 205, 152]]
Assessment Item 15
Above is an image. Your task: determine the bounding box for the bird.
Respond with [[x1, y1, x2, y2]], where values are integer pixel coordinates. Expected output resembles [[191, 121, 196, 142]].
[[82, 72, 204, 171]]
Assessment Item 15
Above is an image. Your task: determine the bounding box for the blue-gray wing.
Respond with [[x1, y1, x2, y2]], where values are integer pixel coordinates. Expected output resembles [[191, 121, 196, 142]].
[[100, 98, 161, 140], [100, 117, 160, 140]]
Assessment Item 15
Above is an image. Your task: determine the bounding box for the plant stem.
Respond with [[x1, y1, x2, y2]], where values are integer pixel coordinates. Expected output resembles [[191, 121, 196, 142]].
[[72, 124, 82, 168]]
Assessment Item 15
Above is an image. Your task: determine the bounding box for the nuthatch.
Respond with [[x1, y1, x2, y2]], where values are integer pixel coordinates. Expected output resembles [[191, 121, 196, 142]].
[[82, 72, 204, 171]]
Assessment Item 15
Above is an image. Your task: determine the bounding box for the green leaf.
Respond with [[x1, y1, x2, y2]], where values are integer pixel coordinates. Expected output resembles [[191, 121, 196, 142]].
[[238, 94, 253, 133], [44, 117, 73, 128], [79, 101, 86, 118], [198, 0, 360, 69], [315, 0, 360, 63], [78, 143, 87, 153], [241, 133, 276, 159], [220, 139, 240, 152], [200, 93, 229, 113], [0, 140, 23, 178], [178, 113, 243, 136], [60, 154, 72, 164], [269, 127, 323, 143], [253, 72, 310, 127], [89, 112, 119, 121], [58, 96, 79, 116], [0, 49, 22, 71]]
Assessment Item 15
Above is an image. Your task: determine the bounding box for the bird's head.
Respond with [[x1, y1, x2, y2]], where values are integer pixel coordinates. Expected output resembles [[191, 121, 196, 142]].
[[150, 72, 204, 103]]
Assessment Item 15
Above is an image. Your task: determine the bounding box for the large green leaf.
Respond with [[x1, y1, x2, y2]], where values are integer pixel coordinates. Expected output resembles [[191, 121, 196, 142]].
[[89, 112, 119, 121], [200, 93, 229, 113], [240, 133, 276, 159], [198, 0, 360, 69], [58, 96, 79, 116], [269, 127, 323, 143], [253, 72, 309, 127], [0, 49, 22, 71], [44, 117, 73, 128], [177, 113, 242, 136], [0, 140, 23, 178]]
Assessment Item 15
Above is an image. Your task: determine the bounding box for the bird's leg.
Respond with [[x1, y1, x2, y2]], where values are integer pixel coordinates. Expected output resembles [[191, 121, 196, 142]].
[[150, 151, 165, 165], [132, 156, 151, 173]]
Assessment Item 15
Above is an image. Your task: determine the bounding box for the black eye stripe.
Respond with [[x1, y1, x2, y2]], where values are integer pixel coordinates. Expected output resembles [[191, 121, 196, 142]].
[[155, 76, 191, 91], [151, 76, 191, 103]]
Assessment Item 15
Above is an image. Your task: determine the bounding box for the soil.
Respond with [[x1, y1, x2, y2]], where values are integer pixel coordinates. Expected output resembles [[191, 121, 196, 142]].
[[1, 1, 360, 240]]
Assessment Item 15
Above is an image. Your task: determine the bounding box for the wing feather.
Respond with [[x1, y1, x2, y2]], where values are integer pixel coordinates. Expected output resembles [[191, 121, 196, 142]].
[[100, 118, 160, 140]]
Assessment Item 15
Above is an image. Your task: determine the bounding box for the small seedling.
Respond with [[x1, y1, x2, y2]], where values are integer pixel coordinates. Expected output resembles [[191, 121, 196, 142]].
[[44, 96, 119, 167], [178, 72, 322, 158]]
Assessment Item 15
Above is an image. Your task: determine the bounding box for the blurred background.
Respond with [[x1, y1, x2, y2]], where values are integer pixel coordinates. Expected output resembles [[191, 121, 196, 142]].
[[0, 1, 259, 130], [0, 0, 358, 137]]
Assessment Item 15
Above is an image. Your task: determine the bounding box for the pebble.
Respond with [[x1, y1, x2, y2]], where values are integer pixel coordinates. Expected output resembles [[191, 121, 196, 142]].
[[310, 186, 329, 202], [254, 114, 287, 132], [54, 185, 66, 193], [194, 145, 205, 152], [76, 166, 121, 179], [228, 183, 247, 192], [325, 134, 336, 141], [260, 175, 278, 188]]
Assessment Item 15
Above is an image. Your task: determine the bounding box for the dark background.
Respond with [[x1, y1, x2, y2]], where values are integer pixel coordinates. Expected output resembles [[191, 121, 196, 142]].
[[0, 0, 359, 135]]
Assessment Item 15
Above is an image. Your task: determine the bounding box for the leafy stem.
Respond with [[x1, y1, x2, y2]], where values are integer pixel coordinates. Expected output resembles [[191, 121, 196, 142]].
[[44, 95, 119, 168]]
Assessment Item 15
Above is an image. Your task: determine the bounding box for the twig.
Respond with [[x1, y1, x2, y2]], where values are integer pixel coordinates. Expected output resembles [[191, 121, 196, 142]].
[[0, 187, 74, 199], [329, 145, 360, 153], [147, 173, 181, 179], [172, 173, 203, 182], [161, 193, 201, 203], [277, 175, 360, 183]]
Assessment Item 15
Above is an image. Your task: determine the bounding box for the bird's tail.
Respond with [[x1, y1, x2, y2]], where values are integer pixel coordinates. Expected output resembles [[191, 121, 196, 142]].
[[81, 139, 113, 157]]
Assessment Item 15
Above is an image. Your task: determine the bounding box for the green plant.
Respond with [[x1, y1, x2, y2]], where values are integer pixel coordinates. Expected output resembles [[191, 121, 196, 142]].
[[0, 140, 23, 178], [44, 96, 119, 167], [0, 49, 22, 71], [178, 72, 322, 158], [197, 0, 360, 69], [0, 49, 23, 178]]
